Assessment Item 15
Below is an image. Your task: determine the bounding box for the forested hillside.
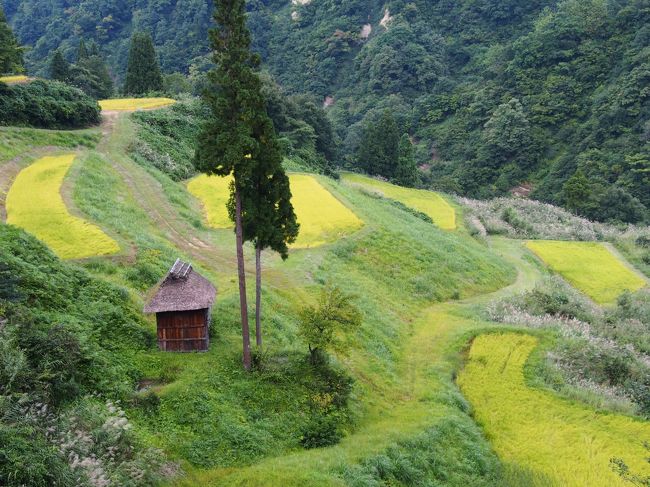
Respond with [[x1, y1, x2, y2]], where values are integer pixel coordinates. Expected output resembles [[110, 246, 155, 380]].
[[4, 0, 650, 222]]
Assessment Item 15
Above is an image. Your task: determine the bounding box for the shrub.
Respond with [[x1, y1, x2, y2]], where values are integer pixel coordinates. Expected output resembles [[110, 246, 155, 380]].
[[0, 80, 100, 129], [300, 414, 342, 449]]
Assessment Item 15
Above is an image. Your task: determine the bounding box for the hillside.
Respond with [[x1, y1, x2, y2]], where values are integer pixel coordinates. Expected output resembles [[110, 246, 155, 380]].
[[4, 0, 650, 222], [1, 98, 650, 485]]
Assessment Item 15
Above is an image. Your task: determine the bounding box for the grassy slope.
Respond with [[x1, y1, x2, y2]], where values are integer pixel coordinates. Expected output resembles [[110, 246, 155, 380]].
[[59, 114, 516, 484], [0, 125, 99, 161], [458, 333, 650, 486], [526, 241, 647, 304], [6, 154, 119, 259], [341, 173, 457, 230], [3, 113, 650, 486]]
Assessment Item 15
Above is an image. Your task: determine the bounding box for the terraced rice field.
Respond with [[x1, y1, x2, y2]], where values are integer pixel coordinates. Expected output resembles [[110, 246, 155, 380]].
[[526, 240, 646, 304], [0, 75, 29, 84], [6, 154, 119, 259], [98, 98, 176, 111], [458, 333, 650, 487], [188, 173, 363, 248], [342, 173, 456, 230]]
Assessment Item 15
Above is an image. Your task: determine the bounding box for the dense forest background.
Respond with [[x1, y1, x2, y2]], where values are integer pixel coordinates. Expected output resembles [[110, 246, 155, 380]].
[[3, 0, 650, 223]]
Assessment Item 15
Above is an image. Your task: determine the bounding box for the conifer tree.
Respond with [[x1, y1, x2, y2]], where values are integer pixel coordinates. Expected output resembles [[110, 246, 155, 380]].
[[394, 133, 419, 187], [49, 50, 70, 81], [196, 0, 290, 369], [77, 39, 88, 62], [356, 110, 400, 179], [123, 32, 163, 95], [244, 163, 298, 350], [0, 8, 23, 75]]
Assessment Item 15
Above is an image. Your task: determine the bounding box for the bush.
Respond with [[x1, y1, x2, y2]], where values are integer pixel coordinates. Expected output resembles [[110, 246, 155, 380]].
[[0, 80, 100, 129], [300, 414, 342, 449]]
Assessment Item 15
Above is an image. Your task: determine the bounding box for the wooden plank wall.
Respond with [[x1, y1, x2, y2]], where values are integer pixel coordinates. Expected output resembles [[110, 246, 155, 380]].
[[157, 309, 209, 352]]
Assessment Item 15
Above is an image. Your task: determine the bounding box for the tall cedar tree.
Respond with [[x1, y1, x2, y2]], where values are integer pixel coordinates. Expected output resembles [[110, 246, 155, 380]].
[[0, 8, 22, 75], [357, 110, 400, 179], [49, 50, 69, 81], [196, 0, 289, 369], [394, 133, 419, 187], [77, 39, 88, 61], [123, 32, 163, 95], [243, 166, 299, 350]]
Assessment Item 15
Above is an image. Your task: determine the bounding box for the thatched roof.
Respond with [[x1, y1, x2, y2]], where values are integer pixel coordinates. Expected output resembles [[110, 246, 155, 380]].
[[143, 259, 216, 313]]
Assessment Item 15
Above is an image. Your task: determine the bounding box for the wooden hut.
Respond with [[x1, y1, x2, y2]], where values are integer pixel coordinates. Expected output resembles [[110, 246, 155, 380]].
[[144, 259, 216, 352]]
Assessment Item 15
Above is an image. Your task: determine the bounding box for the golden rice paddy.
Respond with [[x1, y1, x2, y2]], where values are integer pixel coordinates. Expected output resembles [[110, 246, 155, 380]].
[[98, 98, 176, 111], [341, 173, 456, 230], [187, 173, 363, 248], [6, 154, 120, 259], [526, 240, 646, 304], [458, 332, 650, 487], [0, 75, 29, 84]]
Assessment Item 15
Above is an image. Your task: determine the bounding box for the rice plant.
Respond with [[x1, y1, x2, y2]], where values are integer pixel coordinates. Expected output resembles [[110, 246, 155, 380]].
[[98, 98, 176, 111], [6, 154, 120, 259], [342, 173, 456, 230], [458, 333, 650, 487], [526, 240, 647, 304], [187, 173, 364, 247]]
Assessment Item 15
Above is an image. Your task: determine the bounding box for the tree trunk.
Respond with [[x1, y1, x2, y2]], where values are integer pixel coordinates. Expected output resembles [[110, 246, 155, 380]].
[[235, 188, 251, 370], [255, 244, 262, 350]]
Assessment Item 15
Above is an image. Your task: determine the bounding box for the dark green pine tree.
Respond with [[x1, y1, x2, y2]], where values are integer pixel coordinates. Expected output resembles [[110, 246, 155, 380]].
[[0, 8, 23, 75], [356, 110, 400, 179], [77, 39, 88, 62], [78, 54, 114, 98], [196, 0, 283, 370], [394, 133, 419, 187], [49, 50, 70, 82], [123, 32, 163, 95]]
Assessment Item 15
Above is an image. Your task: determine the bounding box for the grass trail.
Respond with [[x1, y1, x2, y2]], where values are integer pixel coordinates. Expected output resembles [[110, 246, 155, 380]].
[[526, 240, 647, 304], [6, 154, 119, 259], [458, 333, 650, 486], [99, 98, 176, 111], [187, 173, 364, 248], [341, 172, 456, 230]]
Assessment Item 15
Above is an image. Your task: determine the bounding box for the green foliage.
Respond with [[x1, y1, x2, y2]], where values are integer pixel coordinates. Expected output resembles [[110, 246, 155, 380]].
[[49, 42, 113, 99], [130, 98, 208, 180], [356, 110, 400, 179], [298, 286, 362, 364], [124, 32, 163, 95], [0, 79, 100, 129], [340, 418, 503, 487], [0, 7, 22, 75], [394, 133, 419, 187], [49, 50, 69, 81]]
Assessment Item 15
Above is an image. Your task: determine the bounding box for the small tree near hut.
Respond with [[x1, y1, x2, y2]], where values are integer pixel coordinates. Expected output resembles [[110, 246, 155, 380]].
[[298, 286, 362, 365]]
